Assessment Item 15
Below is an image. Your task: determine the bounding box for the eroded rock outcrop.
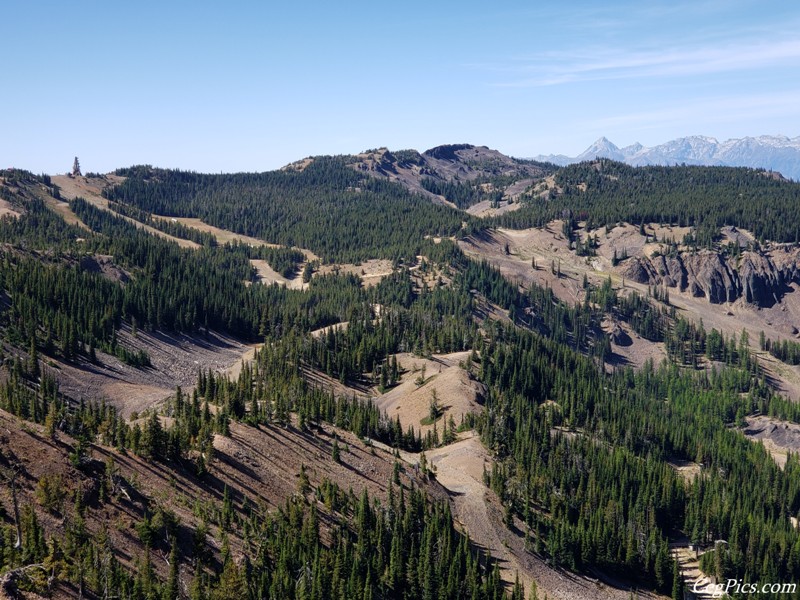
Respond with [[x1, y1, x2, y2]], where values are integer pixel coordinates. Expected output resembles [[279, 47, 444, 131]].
[[621, 246, 800, 306]]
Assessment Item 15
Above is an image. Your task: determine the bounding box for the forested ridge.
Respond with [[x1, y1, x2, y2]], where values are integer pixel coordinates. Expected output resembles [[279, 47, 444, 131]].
[[104, 160, 467, 263], [2, 162, 800, 598], [488, 160, 800, 245]]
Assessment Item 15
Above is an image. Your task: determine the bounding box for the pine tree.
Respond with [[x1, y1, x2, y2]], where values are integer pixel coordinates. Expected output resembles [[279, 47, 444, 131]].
[[44, 400, 58, 439], [671, 558, 683, 600]]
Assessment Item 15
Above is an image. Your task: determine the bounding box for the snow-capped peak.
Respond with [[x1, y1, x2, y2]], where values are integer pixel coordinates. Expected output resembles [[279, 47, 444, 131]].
[[532, 134, 800, 180]]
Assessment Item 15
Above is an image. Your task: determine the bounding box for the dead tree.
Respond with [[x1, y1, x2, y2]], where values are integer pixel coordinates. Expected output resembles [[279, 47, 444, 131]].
[[72, 156, 81, 177], [0, 465, 23, 551], [10, 469, 22, 551]]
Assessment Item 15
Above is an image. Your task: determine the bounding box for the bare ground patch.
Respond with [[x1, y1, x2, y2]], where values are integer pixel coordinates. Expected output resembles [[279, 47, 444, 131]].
[[462, 222, 800, 399], [373, 352, 483, 435], [316, 258, 395, 288], [47, 327, 252, 417], [250, 259, 307, 289], [0, 197, 22, 219], [459, 225, 587, 306], [310, 322, 349, 339], [251, 258, 396, 290], [0, 408, 441, 596], [672, 544, 717, 599], [607, 321, 667, 370], [224, 343, 262, 380], [412, 433, 657, 599], [667, 459, 702, 483], [212, 418, 439, 512], [50, 175, 199, 249], [152, 215, 320, 260], [466, 199, 525, 218]]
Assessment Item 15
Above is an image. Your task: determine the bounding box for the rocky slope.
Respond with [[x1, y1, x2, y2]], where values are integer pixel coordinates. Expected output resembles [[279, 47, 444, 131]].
[[334, 144, 551, 204], [621, 245, 800, 306]]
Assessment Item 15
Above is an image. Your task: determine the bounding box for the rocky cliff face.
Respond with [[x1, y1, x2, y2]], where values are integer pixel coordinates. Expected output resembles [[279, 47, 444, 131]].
[[621, 246, 800, 307]]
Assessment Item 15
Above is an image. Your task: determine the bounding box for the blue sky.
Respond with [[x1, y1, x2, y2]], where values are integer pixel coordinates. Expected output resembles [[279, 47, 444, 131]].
[[3, 0, 799, 173]]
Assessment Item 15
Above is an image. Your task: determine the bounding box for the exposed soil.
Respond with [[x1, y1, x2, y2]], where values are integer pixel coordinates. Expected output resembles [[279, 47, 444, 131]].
[[249, 258, 307, 289], [79, 253, 131, 283], [310, 322, 349, 339], [667, 459, 703, 483], [373, 352, 483, 435], [0, 197, 21, 219], [251, 257, 396, 290], [397, 433, 665, 599], [346, 146, 548, 208], [224, 343, 262, 380], [425, 434, 530, 588], [461, 222, 800, 400], [460, 225, 587, 306], [466, 199, 525, 218], [759, 351, 800, 401], [50, 175, 199, 249], [317, 259, 395, 288], [153, 215, 320, 261], [672, 543, 717, 599], [47, 326, 251, 417], [0, 408, 441, 598], [607, 321, 668, 370]]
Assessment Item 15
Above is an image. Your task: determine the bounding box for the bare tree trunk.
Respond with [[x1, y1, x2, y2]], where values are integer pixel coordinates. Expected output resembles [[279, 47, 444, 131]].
[[10, 470, 22, 551]]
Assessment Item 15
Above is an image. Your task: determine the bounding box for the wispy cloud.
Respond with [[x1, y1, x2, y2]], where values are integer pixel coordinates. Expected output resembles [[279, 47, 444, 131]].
[[582, 90, 800, 131], [490, 36, 800, 88]]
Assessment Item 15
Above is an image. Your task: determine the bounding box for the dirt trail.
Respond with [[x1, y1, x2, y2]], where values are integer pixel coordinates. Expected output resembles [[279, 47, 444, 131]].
[[672, 544, 719, 599], [224, 343, 263, 380], [250, 259, 308, 289], [425, 434, 532, 590], [392, 433, 658, 599]]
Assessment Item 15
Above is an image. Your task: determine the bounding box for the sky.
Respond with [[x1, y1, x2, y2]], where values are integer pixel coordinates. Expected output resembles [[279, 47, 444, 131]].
[[3, 0, 799, 174]]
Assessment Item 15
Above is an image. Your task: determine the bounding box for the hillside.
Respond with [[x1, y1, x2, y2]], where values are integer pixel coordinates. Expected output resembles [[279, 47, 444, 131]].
[[3, 154, 800, 599], [0, 405, 458, 599], [341, 144, 553, 209], [103, 160, 468, 264], [488, 159, 800, 246]]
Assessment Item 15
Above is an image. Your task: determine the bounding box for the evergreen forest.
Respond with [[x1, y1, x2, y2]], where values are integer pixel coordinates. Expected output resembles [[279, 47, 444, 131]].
[[2, 157, 800, 599]]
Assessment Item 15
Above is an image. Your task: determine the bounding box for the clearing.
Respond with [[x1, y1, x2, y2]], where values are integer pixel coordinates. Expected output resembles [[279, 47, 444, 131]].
[[47, 326, 254, 417], [373, 352, 483, 435]]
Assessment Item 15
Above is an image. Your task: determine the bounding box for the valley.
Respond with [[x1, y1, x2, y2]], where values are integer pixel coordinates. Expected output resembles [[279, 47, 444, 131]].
[[1, 150, 800, 599]]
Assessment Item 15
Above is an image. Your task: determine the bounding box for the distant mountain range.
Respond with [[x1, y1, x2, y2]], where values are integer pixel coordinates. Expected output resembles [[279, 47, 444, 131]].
[[533, 135, 800, 180]]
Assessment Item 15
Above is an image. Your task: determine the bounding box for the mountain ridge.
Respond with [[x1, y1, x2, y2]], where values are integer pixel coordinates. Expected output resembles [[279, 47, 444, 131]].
[[534, 134, 800, 180]]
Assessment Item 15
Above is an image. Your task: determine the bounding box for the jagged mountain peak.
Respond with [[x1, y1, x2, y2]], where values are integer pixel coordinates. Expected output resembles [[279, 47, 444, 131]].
[[533, 134, 800, 179], [622, 142, 644, 154], [576, 137, 624, 162]]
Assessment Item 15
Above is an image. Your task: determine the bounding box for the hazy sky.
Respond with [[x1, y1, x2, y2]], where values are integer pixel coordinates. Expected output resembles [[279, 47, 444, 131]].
[[3, 0, 799, 173]]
